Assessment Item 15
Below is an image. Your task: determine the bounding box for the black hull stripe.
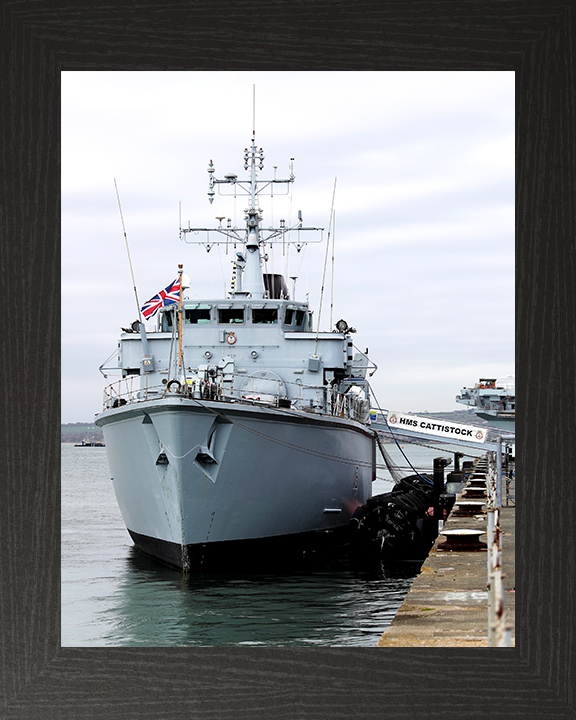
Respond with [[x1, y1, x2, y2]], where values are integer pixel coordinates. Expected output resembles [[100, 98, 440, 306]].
[[128, 527, 353, 572]]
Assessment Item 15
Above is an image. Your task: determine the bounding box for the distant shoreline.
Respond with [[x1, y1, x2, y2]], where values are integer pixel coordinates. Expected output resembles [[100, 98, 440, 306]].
[[61, 422, 104, 444]]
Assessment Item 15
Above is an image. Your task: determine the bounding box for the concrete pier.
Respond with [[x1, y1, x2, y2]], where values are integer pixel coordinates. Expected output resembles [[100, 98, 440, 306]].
[[377, 464, 515, 647]]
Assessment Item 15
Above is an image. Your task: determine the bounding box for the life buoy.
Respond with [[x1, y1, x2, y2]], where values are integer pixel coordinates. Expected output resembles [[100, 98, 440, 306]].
[[166, 379, 182, 393], [226, 332, 237, 345]]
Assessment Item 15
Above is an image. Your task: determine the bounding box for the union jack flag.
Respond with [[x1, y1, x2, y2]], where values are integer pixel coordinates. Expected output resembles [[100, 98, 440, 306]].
[[141, 278, 181, 320]]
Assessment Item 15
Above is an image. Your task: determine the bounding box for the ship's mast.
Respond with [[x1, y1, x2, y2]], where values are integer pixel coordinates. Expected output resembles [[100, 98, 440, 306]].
[[242, 137, 266, 298], [180, 136, 324, 299]]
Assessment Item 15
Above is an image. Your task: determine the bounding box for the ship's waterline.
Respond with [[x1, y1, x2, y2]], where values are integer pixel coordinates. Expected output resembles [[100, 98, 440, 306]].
[[98, 397, 375, 569]]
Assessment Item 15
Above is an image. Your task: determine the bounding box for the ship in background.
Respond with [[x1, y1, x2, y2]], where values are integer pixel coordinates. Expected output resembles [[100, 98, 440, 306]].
[[455, 375, 515, 433], [74, 437, 105, 447], [95, 131, 378, 571]]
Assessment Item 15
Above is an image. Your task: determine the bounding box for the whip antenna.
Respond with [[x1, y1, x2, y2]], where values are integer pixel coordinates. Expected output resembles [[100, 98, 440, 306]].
[[329, 209, 335, 330], [114, 178, 143, 323], [252, 84, 256, 137], [313, 177, 337, 356]]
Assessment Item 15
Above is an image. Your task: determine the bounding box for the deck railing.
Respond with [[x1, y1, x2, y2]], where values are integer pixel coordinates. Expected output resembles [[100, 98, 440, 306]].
[[101, 372, 371, 425]]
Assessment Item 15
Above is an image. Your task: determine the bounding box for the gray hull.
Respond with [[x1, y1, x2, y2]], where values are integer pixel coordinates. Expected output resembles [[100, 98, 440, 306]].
[[474, 411, 515, 433], [96, 397, 375, 569]]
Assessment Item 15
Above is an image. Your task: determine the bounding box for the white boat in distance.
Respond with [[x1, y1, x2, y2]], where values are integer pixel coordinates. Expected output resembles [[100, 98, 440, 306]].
[[95, 132, 378, 570]]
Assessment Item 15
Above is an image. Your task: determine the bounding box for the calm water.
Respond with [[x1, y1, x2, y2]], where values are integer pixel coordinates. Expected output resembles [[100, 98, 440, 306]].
[[61, 440, 483, 647]]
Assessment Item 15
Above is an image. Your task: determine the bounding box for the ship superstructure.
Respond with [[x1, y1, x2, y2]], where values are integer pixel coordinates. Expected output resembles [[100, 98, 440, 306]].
[[95, 133, 377, 570]]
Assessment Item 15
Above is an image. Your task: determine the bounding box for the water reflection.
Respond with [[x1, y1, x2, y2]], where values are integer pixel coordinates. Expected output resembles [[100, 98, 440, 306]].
[[64, 442, 479, 647], [99, 546, 415, 647]]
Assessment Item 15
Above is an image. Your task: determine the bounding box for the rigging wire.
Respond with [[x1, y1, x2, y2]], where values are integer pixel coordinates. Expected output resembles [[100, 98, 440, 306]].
[[154, 393, 467, 473], [352, 342, 378, 377], [376, 432, 474, 457], [105, 372, 479, 469], [283, 187, 294, 277], [375, 432, 405, 484], [164, 396, 375, 468], [98, 347, 119, 378], [368, 382, 434, 486]]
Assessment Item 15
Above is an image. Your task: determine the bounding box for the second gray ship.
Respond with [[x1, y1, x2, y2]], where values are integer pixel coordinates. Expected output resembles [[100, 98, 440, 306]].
[[456, 376, 515, 432]]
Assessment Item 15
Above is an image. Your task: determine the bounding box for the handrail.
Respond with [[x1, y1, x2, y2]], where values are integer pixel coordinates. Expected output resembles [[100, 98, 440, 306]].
[[101, 372, 371, 425], [486, 452, 512, 646]]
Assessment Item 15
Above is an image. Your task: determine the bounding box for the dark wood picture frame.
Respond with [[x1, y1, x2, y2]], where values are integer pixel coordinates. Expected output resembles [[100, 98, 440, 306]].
[[2, 1, 573, 717]]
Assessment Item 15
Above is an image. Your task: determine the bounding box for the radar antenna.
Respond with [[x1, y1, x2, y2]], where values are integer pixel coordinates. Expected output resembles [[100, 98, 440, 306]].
[[181, 143, 323, 251]]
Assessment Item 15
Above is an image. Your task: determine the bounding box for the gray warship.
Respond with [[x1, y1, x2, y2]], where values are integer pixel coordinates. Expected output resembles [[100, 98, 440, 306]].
[[95, 134, 377, 570], [455, 376, 515, 432]]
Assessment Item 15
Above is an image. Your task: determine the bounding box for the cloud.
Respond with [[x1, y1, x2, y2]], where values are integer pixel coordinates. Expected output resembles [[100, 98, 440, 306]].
[[61, 71, 514, 423]]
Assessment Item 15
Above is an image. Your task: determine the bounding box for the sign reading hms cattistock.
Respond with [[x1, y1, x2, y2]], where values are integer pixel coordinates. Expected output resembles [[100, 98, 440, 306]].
[[385, 411, 487, 444]]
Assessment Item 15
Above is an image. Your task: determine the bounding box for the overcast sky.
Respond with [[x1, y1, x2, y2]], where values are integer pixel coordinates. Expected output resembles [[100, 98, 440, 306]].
[[61, 71, 514, 424]]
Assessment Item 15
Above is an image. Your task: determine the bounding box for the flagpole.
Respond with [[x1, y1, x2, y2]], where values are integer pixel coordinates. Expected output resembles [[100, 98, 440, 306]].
[[178, 264, 183, 377]]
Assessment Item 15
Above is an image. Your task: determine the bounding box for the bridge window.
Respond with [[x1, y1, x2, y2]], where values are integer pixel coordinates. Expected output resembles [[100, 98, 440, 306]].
[[294, 310, 305, 327], [218, 308, 244, 324], [161, 312, 176, 332], [284, 308, 294, 325], [252, 308, 278, 324], [185, 307, 211, 324]]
